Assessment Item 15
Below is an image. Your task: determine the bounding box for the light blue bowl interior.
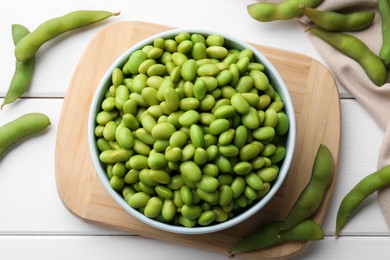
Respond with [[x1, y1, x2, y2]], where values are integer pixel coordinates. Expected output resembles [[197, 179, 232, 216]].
[[88, 28, 296, 235]]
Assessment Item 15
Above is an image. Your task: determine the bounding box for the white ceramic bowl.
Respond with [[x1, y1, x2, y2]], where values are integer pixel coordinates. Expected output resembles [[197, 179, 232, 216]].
[[88, 28, 296, 235]]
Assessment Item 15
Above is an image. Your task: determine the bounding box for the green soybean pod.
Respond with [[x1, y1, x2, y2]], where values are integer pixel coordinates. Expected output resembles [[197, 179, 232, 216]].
[[280, 144, 334, 231], [247, 0, 324, 22], [15, 10, 120, 62], [301, 5, 375, 32], [2, 24, 35, 108], [0, 113, 50, 158], [336, 165, 390, 235], [307, 27, 387, 86], [379, 0, 390, 67], [231, 220, 324, 253]]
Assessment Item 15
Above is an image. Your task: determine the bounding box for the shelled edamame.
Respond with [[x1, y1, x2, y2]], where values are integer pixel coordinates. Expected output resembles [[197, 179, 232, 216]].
[[336, 165, 390, 235], [1, 24, 35, 109], [0, 113, 50, 159], [94, 32, 291, 228]]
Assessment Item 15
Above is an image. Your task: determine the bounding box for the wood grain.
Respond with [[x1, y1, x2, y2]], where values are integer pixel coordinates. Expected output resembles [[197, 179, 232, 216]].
[[55, 21, 340, 259]]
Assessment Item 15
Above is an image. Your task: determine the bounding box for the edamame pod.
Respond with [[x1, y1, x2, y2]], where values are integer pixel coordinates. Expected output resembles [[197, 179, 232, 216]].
[[336, 165, 390, 235], [231, 219, 324, 253], [301, 5, 375, 32], [247, 0, 324, 22], [378, 0, 390, 67], [0, 113, 50, 158], [279, 144, 334, 231], [1, 24, 35, 108], [15, 10, 120, 62], [306, 27, 387, 86]]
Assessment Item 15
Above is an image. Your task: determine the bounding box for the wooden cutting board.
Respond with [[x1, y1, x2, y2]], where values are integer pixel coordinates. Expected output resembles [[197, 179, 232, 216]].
[[55, 21, 340, 259]]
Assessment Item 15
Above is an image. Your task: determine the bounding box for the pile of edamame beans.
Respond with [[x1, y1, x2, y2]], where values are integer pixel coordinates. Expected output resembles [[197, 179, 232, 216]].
[[93, 32, 290, 227]]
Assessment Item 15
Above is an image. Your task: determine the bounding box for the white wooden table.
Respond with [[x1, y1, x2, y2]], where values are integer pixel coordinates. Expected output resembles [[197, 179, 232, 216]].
[[0, 0, 389, 259]]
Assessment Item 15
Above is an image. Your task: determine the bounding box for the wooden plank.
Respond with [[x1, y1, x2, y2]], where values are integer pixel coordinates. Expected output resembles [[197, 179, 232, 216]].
[[55, 21, 341, 259]]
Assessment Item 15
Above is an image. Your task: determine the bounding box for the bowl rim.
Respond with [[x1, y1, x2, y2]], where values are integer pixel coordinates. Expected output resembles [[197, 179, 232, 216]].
[[88, 28, 296, 235]]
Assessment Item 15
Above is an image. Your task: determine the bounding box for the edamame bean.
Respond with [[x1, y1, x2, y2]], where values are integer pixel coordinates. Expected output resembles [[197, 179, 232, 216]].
[[180, 161, 202, 182], [189, 124, 204, 148], [231, 93, 250, 114], [151, 122, 176, 140], [127, 192, 150, 208], [15, 10, 120, 62], [198, 210, 216, 226], [162, 199, 176, 221]]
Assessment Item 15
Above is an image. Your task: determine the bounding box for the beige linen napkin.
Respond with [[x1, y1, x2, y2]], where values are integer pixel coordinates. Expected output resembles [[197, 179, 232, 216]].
[[262, 0, 390, 227]]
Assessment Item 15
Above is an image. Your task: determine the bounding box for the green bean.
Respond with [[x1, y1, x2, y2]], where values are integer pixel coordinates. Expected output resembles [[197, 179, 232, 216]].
[[306, 27, 387, 86], [378, 0, 390, 67], [231, 219, 324, 254], [279, 144, 334, 231], [300, 5, 375, 32], [2, 24, 35, 108], [336, 165, 390, 235], [0, 113, 50, 158], [15, 10, 120, 62], [247, 0, 324, 22]]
